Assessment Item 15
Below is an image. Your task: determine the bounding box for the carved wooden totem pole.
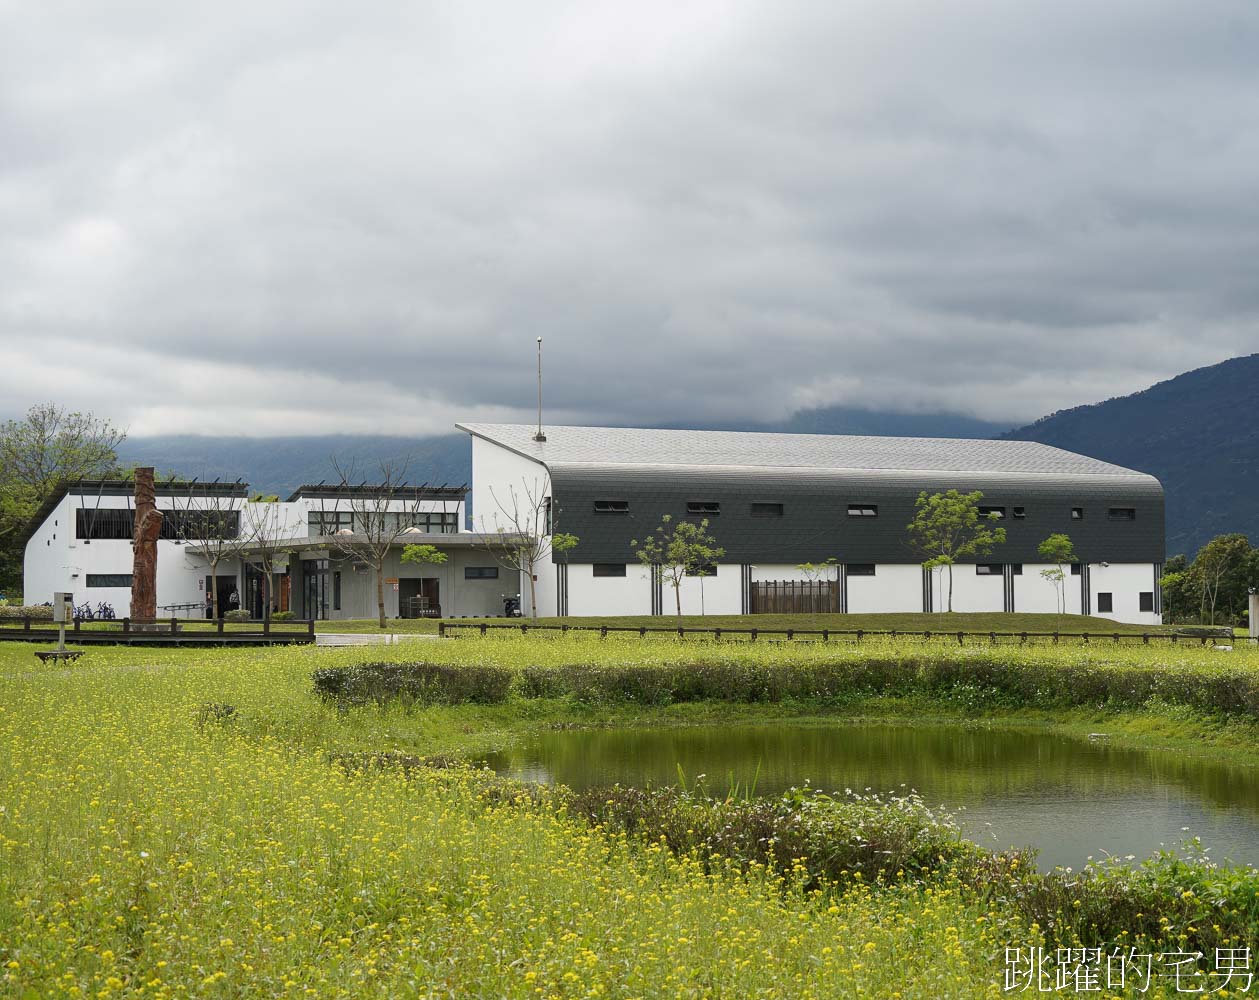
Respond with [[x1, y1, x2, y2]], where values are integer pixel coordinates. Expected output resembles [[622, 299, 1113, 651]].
[[131, 467, 163, 625]]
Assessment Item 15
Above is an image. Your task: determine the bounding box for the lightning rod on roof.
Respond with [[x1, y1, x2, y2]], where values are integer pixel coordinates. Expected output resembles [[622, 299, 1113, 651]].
[[533, 336, 547, 443]]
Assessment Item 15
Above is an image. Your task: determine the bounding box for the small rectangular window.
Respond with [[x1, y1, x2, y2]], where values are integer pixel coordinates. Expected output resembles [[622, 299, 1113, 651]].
[[975, 564, 1003, 575], [464, 566, 500, 580], [1070, 563, 1082, 576], [847, 504, 878, 517], [1010, 564, 1023, 576], [592, 563, 627, 577], [750, 502, 783, 517], [1139, 591, 1154, 612], [333, 571, 341, 611], [686, 501, 720, 516], [685, 562, 718, 577], [1108, 507, 1136, 521], [1097, 592, 1113, 613], [978, 506, 1005, 519], [85, 574, 132, 588], [846, 563, 876, 576], [1071, 507, 1084, 520], [1012, 507, 1026, 519], [593, 500, 629, 514]]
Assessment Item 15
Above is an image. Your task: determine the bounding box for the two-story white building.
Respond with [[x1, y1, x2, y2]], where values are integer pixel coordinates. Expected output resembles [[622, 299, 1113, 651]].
[[21, 479, 517, 620]]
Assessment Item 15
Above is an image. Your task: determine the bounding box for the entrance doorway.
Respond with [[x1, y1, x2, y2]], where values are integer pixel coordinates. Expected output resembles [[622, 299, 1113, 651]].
[[399, 578, 441, 618], [205, 576, 237, 618]]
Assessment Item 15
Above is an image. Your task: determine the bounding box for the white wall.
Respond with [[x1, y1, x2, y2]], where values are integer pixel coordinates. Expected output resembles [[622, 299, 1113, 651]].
[[1087, 562, 1161, 626], [1013, 564, 1082, 616], [934, 567, 1004, 613], [846, 565, 923, 614], [21, 494, 72, 606], [469, 436, 550, 534], [564, 564, 653, 617], [750, 564, 839, 584], [671, 564, 742, 617]]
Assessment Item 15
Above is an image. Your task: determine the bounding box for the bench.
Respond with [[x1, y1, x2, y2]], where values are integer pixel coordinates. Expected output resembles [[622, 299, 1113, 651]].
[[35, 650, 85, 664]]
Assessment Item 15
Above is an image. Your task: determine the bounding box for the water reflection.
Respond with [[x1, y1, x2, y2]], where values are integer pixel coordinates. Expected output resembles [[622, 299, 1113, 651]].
[[483, 723, 1259, 870]]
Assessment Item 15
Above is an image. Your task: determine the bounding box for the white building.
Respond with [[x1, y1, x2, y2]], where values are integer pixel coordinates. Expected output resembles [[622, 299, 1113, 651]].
[[458, 423, 1166, 625], [21, 480, 518, 620], [22, 425, 1167, 625]]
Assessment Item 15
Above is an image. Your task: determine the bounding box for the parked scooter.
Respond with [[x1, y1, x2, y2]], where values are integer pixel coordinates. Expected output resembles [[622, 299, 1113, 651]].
[[501, 593, 522, 618]]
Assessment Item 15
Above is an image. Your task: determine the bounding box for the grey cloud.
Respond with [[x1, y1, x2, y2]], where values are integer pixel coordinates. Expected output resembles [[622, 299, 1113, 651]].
[[1, 0, 1258, 435]]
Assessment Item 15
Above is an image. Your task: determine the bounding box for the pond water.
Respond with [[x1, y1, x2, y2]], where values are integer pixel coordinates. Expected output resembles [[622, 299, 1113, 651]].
[[483, 722, 1259, 871]]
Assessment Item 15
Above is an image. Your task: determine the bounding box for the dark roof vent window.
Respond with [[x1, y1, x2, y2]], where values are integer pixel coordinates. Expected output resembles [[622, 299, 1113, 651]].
[[847, 504, 878, 517], [1012, 507, 1026, 519], [1071, 507, 1084, 520], [978, 506, 1005, 519], [1107, 507, 1136, 521], [686, 501, 720, 516], [750, 502, 784, 517], [593, 500, 629, 514]]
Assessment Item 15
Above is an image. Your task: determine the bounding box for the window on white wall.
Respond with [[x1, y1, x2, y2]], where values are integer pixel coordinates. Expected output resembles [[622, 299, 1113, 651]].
[[846, 564, 876, 576], [86, 574, 132, 588], [1139, 592, 1154, 612], [464, 567, 500, 580], [592, 564, 626, 577], [975, 564, 1003, 575], [1097, 593, 1113, 613]]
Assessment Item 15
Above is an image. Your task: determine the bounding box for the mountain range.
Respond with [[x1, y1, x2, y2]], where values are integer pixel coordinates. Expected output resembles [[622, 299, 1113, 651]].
[[1004, 353, 1259, 557], [117, 356, 1259, 557]]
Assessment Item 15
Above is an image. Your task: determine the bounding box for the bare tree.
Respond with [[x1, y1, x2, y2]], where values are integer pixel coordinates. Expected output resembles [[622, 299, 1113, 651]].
[[474, 479, 577, 619], [225, 501, 296, 623], [317, 459, 460, 628], [170, 481, 246, 619]]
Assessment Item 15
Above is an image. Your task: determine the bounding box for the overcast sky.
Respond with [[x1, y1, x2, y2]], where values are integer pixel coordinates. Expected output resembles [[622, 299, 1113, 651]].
[[1, 1, 1257, 437]]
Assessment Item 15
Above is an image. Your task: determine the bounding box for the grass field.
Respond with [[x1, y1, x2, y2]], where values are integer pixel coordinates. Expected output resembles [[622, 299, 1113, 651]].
[[5, 636, 1259, 996]]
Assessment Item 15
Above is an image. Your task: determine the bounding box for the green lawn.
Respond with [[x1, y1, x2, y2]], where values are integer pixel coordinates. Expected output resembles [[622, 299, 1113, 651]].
[[317, 610, 1177, 635]]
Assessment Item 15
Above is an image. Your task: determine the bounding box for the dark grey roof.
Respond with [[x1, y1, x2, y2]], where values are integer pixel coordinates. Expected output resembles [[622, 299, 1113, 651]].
[[286, 483, 467, 502], [458, 423, 1166, 564], [457, 423, 1156, 482]]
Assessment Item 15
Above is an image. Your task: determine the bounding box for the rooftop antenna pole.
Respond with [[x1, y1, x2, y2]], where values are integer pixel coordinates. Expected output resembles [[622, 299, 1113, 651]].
[[533, 336, 547, 443]]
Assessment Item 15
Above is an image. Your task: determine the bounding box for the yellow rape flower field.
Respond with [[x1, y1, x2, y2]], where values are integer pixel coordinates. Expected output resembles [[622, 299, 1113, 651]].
[[4, 637, 1259, 997]]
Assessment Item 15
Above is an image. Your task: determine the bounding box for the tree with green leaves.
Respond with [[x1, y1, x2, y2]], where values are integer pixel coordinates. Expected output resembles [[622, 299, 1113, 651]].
[[631, 515, 724, 624], [1037, 533, 1077, 617], [0, 404, 126, 592], [796, 558, 838, 584], [906, 490, 1006, 613], [1158, 554, 1193, 623], [1192, 533, 1253, 625]]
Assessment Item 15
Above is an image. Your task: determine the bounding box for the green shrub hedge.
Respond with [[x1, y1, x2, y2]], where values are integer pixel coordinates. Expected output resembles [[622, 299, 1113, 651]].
[[313, 661, 514, 706], [0, 605, 54, 621], [313, 650, 1259, 717]]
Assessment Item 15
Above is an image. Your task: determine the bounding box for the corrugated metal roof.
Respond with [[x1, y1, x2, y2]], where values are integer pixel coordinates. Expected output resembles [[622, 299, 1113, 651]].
[[457, 423, 1156, 481]]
